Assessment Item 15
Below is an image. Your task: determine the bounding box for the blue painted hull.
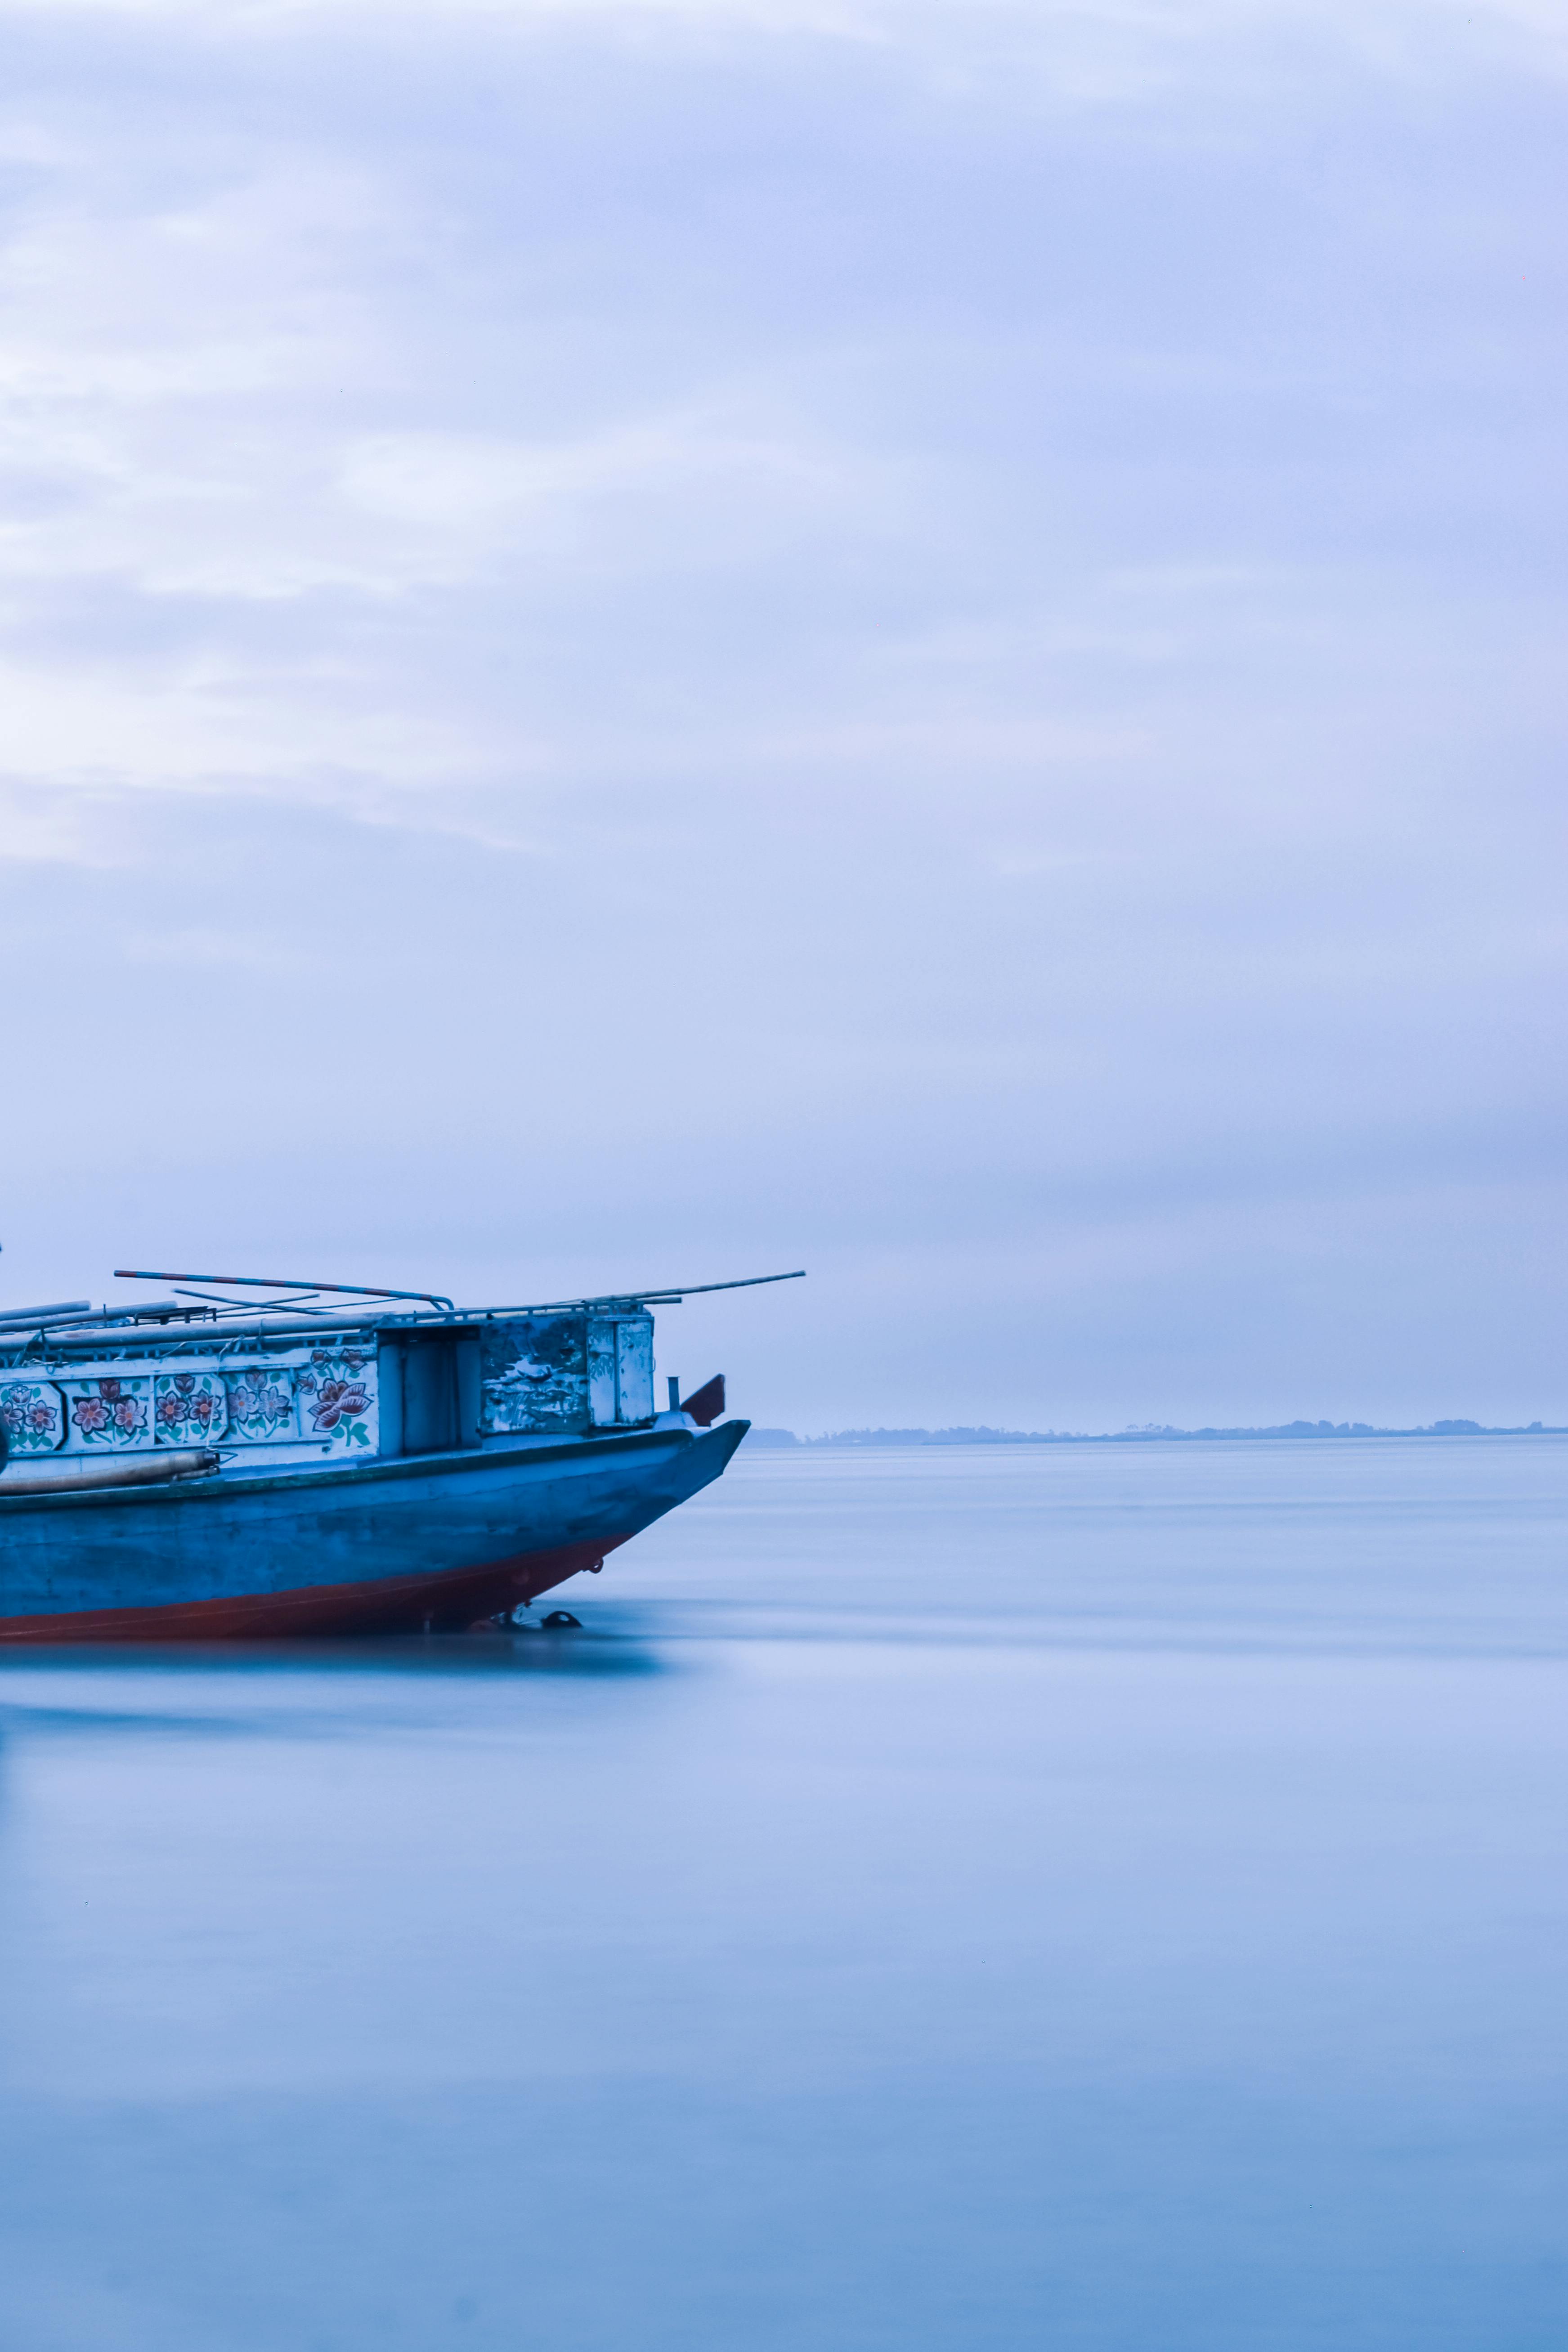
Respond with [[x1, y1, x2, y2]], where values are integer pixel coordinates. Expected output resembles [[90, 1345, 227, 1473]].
[[0, 1420, 748, 1640]]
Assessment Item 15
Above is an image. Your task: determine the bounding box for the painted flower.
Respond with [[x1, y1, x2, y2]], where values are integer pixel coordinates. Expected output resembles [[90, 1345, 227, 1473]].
[[228, 1371, 293, 1433], [113, 1397, 144, 1435], [192, 1391, 215, 1427], [310, 1379, 369, 1432], [174, 1373, 196, 1397], [157, 1391, 184, 1427], [72, 1397, 110, 1435], [27, 1403, 53, 1434], [99, 1380, 123, 1403]]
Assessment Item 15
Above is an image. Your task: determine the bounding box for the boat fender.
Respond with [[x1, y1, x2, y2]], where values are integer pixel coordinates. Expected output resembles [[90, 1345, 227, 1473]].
[[0, 1447, 222, 1499], [540, 1610, 582, 1630]]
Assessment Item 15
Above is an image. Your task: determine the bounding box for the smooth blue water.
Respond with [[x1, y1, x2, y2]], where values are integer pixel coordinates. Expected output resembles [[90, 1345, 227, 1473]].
[[1, 1438, 1564, 2350]]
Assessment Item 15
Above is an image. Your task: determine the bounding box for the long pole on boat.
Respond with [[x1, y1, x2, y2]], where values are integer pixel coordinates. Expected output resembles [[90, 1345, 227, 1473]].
[[115, 1270, 457, 1312]]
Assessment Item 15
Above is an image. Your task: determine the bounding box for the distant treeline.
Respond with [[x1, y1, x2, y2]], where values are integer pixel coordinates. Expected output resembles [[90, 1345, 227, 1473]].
[[747, 1419, 1562, 1447]]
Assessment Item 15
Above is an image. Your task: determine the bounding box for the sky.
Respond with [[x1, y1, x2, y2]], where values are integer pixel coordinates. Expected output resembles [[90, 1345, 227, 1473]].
[[0, 0, 1563, 1431]]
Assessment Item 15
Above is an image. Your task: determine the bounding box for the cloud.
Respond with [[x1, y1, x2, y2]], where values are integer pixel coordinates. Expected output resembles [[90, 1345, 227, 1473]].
[[337, 407, 869, 573], [3, 0, 1564, 89], [0, 0, 1562, 1416], [0, 155, 403, 602]]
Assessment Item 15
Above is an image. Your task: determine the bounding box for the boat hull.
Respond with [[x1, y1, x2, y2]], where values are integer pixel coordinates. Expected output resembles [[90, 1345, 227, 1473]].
[[0, 1419, 747, 1641]]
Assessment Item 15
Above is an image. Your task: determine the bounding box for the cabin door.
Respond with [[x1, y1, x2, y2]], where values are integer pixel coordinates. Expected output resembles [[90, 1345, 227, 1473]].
[[586, 1317, 654, 1426], [398, 1335, 481, 1454]]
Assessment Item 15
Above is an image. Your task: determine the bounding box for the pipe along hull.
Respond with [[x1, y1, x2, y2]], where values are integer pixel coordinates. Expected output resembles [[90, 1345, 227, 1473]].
[[0, 1420, 748, 1641]]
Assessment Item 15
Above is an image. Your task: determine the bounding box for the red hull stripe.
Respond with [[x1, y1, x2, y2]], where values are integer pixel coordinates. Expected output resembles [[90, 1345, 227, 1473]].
[[0, 1534, 632, 1644]]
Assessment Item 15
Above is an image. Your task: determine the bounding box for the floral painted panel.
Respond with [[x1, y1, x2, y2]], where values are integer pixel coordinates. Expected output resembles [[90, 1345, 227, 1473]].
[[153, 1370, 229, 1446], [297, 1347, 377, 1452], [63, 1376, 151, 1449], [0, 1379, 66, 1454], [225, 1367, 298, 1444]]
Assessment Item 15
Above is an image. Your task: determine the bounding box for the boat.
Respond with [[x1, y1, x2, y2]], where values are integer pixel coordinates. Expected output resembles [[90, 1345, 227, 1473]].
[[0, 1267, 801, 1641]]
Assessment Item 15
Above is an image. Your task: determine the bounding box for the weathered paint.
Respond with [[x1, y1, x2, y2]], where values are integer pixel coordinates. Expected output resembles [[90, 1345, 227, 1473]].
[[586, 1318, 618, 1425], [478, 1314, 587, 1435], [480, 1311, 655, 1436], [3, 1315, 656, 1457], [0, 1294, 744, 1639], [615, 1318, 654, 1422], [0, 1419, 748, 1640]]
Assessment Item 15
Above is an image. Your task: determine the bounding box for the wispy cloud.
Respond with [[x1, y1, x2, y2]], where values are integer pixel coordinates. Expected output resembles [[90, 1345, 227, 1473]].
[[0, 0, 1562, 1418], [5, 0, 1564, 89]]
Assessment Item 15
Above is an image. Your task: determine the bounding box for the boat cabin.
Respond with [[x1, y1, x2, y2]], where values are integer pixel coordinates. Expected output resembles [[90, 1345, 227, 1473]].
[[0, 1307, 659, 1483]]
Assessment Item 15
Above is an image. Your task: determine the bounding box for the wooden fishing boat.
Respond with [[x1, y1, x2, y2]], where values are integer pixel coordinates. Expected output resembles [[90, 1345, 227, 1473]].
[[0, 1269, 799, 1640]]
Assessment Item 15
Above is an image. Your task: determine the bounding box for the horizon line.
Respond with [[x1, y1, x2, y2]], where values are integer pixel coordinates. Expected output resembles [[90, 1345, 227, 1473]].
[[746, 1418, 1565, 1447]]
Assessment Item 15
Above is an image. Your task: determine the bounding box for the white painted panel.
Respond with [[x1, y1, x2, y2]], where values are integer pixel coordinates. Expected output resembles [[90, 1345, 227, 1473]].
[[615, 1319, 654, 1423], [60, 1375, 152, 1451], [153, 1371, 229, 1446], [0, 1379, 66, 1455], [226, 1368, 299, 1444], [587, 1321, 618, 1425], [296, 1352, 380, 1455]]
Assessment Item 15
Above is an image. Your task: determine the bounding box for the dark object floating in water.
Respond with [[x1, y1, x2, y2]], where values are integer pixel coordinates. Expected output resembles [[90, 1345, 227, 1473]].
[[0, 1266, 802, 1642], [540, 1610, 582, 1630]]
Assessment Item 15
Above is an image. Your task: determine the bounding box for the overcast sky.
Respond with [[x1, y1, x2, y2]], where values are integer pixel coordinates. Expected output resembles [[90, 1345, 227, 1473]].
[[0, 0, 1562, 1429]]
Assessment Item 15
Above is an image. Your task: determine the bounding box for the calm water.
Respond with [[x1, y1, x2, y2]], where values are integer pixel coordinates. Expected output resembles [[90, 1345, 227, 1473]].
[[1, 1438, 1565, 2350]]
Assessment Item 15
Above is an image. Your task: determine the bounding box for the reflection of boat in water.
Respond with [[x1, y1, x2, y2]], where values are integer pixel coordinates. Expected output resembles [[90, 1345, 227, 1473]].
[[0, 1268, 800, 1640]]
